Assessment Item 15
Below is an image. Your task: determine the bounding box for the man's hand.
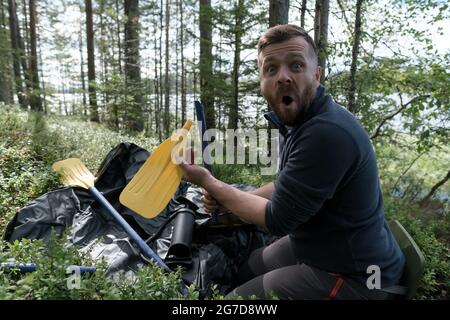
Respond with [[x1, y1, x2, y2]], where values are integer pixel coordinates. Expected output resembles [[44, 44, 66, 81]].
[[202, 189, 228, 214], [179, 157, 268, 228], [179, 161, 212, 188]]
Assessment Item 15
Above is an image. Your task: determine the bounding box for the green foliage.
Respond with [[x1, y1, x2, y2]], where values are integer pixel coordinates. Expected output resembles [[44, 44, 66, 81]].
[[45, 115, 158, 172], [96, 72, 147, 133], [0, 231, 194, 299], [213, 163, 274, 187], [384, 195, 450, 299], [0, 108, 61, 230], [376, 136, 450, 204]]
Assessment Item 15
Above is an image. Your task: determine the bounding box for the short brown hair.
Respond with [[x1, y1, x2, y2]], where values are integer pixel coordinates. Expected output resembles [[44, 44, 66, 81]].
[[258, 24, 317, 63]]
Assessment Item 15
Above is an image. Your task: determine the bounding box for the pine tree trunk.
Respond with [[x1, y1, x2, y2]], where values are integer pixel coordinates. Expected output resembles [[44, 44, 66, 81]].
[[158, 0, 163, 138], [37, 22, 46, 113], [199, 0, 215, 128], [85, 0, 99, 122], [314, 0, 329, 82], [228, 0, 243, 129], [124, 0, 143, 131], [174, 0, 179, 128], [153, 18, 160, 139], [28, 0, 42, 111], [269, 0, 289, 27], [78, 19, 87, 114], [115, 0, 122, 74], [0, 0, 13, 104], [153, 6, 162, 141], [179, 0, 186, 125], [17, 12, 32, 105], [300, 0, 307, 28], [8, 0, 27, 108], [163, 0, 170, 136], [99, 0, 107, 109], [22, 0, 29, 56], [347, 0, 363, 113]]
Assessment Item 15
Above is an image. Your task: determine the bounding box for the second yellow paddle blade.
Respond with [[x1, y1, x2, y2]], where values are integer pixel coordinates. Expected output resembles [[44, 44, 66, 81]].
[[52, 158, 95, 189], [119, 120, 193, 218]]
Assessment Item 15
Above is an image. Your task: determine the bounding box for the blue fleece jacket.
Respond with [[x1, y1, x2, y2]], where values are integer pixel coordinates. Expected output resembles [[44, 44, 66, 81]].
[[264, 85, 405, 288]]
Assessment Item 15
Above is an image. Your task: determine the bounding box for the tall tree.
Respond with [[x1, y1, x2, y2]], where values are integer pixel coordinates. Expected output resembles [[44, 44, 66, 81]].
[[163, 0, 170, 135], [78, 15, 87, 114], [8, 0, 27, 108], [21, 0, 29, 55], [174, 0, 179, 128], [347, 0, 363, 113], [228, 0, 244, 129], [0, 0, 13, 103], [199, 0, 215, 128], [28, 0, 42, 111], [269, 0, 289, 26], [179, 0, 186, 125], [124, 0, 143, 131], [36, 12, 46, 114], [314, 0, 329, 81], [16, 3, 32, 104], [300, 0, 307, 28], [114, 0, 122, 74], [152, 6, 161, 140], [98, 0, 108, 108], [85, 0, 99, 122], [158, 0, 163, 137]]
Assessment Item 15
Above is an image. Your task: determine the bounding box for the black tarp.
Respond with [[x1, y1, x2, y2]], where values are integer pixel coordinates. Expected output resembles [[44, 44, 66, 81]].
[[3, 142, 274, 296]]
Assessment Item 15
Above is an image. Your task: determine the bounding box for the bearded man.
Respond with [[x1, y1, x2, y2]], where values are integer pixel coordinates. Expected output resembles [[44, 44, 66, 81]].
[[179, 24, 405, 300]]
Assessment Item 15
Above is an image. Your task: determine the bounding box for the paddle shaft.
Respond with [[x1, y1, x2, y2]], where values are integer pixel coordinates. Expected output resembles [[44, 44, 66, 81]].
[[194, 101, 219, 224], [89, 187, 172, 273], [0, 262, 96, 274]]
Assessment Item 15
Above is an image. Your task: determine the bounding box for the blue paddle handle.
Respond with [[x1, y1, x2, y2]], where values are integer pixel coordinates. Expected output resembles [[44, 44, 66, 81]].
[[0, 263, 96, 274], [194, 101, 212, 172], [194, 101, 219, 224], [0, 263, 36, 273], [89, 187, 172, 273]]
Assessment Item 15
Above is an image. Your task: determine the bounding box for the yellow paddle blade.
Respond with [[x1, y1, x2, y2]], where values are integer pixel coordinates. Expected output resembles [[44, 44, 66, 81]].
[[119, 120, 193, 218], [52, 158, 95, 189]]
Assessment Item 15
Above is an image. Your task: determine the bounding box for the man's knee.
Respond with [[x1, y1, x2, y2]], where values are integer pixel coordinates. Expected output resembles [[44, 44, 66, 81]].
[[227, 275, 266, 299]]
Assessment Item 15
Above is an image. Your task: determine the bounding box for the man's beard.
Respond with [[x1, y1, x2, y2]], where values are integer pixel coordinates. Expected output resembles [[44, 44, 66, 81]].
[[271, 82, 315, 127]]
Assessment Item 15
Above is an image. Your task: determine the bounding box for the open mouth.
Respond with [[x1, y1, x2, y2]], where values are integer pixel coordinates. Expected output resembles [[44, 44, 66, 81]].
[[281, 96, 294, 105]]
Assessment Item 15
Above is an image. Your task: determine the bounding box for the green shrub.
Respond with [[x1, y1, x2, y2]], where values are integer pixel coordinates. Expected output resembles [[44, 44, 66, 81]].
[[213, 163, 274, 187], [384, 195, 450, 299], [0, 231, 196, 300]]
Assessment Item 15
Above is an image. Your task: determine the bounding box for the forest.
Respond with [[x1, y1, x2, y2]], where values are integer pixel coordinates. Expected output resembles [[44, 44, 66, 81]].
[[0, 0, 449, 300]]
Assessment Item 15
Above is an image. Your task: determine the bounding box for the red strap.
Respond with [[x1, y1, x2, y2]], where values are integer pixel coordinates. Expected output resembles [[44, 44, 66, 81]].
[[324, 277, 345, 300]]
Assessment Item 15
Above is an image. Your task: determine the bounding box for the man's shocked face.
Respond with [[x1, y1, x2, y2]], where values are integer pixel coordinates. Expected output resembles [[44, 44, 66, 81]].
[[259, 36, 321, 127]]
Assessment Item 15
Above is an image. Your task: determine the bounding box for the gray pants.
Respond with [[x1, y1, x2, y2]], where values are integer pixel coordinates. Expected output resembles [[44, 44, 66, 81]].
[[226, 236, 395, 300]]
